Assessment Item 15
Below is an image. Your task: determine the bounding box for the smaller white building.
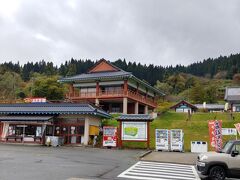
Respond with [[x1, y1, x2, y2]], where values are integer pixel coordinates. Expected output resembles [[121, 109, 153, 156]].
[[170, 100, 197, 113]]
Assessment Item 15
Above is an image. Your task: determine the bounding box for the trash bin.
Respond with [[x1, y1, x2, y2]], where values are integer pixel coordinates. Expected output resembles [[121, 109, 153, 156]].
[[191, 141, 208, 153], [45, 136, 64, 147]]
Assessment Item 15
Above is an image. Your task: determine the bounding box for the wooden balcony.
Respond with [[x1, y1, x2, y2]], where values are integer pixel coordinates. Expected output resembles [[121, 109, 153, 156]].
[[66, 89, 157, 107]]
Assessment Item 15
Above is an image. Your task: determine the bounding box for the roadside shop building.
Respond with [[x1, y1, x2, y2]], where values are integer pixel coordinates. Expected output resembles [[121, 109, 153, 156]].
[[0, 103, 110, 145]]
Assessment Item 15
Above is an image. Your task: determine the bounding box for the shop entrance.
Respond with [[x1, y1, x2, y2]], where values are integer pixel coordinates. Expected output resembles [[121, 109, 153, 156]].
[[7, 124, 43, 143], [53, 124, 85, 144]]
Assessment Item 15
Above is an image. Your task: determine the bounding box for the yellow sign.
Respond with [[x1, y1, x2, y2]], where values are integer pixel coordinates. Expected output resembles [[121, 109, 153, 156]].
[[89, 126, 99, 135]]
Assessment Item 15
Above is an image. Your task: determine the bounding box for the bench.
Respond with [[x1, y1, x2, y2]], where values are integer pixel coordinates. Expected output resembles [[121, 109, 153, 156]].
[[34, 136, 42, 142], [6, 136, 23, 142]]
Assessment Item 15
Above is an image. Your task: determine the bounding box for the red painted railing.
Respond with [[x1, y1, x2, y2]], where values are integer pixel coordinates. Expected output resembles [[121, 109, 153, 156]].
[[66, 89, 157, 107]]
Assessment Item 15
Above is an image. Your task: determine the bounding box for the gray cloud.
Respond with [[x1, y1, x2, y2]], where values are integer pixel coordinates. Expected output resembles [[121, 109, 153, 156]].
[[0, 0, 240, 66]]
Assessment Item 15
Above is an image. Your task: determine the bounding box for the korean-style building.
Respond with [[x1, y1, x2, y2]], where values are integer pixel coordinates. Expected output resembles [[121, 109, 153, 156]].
[[170, 100, 198, 113], [0, 103, 110, 145], [224, 87, 240, 112], [59, 59, 165, 114]]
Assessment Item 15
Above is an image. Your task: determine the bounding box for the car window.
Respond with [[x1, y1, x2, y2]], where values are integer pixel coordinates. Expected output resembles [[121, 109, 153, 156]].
[[231, 144, 240, 152], [221, 141, 233, 153]]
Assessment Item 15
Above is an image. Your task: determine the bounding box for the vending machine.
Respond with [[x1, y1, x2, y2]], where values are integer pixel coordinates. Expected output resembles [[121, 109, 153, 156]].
[[103, 126, 117, 147], [155, 129, 169, 151], [170, 129, 184, 152]]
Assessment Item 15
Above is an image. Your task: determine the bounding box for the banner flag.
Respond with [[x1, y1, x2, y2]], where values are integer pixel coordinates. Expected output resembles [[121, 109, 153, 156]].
[[208, 120, 222, 152]]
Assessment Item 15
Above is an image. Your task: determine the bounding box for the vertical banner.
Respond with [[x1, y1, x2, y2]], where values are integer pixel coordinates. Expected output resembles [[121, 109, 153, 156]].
[[234, 123, 240, 135], [214, 120, 222, 152], [103, 126, 117, 147], [208, 121, 215, 148], [208, 120, 222, 152]]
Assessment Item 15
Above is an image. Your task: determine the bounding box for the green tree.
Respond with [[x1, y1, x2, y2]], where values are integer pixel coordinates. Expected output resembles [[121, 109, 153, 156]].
[[155, 81, 173, 95], [189, 83, 205, 103], [233, 73, 240, 85], [29, 75, 66, 100], [0, 72, 23, 101], [204, 85, 218, 103], [166, 74, 186, 94]]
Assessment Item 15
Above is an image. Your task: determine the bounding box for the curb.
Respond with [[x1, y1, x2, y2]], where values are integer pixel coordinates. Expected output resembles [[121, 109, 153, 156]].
[[139, 150, 152, 159]]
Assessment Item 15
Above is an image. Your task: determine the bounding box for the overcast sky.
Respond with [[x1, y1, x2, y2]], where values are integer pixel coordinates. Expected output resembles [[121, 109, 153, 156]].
[[0, 0, 240, 66]]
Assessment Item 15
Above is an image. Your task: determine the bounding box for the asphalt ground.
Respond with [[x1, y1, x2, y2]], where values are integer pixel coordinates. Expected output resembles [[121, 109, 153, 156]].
[[141, 151, 198, 165], [1, 145, 238, 180], [0, 144, 145, 180]]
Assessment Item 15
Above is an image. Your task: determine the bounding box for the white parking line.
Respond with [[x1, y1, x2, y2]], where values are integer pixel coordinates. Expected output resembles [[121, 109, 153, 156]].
[[118, 161, 200, 180]]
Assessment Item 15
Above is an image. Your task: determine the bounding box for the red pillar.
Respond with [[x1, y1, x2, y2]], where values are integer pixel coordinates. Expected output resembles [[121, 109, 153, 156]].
[[96, 81, 100, 96], [118, 121, 122, 148], [136, 83, 139, 94], [147, 121, 150, 149], [124, 80, 128, 95], [145, 88, 148, 100]]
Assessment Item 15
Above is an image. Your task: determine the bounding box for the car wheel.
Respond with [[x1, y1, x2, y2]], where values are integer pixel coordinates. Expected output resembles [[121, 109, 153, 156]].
[[209, 166, 226, 180]]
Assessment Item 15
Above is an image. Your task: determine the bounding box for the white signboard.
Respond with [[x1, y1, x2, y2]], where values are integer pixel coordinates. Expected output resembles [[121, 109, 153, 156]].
[[122, 122, 147, 141], [222, 128, 237, 136]]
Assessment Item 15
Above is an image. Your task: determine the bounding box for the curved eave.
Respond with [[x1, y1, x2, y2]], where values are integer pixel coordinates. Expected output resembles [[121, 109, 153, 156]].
[[58, 74, 131, 83], [58, 73, 165, 96], [0, 111, 110, 119], [130, 75, 165, 96]]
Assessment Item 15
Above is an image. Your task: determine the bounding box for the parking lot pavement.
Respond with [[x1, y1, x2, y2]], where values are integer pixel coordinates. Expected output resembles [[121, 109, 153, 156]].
[[118, 161, 200, 180], [141, 151, 199, 165], [0, 144, 145, 180]]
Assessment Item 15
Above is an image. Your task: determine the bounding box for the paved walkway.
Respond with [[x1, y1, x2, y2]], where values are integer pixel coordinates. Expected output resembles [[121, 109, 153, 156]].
[[141, 151, 199, 165]]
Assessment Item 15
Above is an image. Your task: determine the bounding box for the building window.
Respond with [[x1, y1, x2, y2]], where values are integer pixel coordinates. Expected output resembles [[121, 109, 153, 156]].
[[236, 106, 240, 112], [104, 86, 122, 93], [46, 126, 53, 136]]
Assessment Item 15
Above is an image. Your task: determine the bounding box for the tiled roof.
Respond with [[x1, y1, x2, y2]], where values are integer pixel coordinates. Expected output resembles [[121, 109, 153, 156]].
[[224, 87, 240, 101], [0, 103, 110, 118], [59, 60, 165, 96], [118, 114, 153, 121], [59, 70, 131, 82], [170, 100, 197, 109], [194, 104, 225, 110], [0, 116, 53, 121]]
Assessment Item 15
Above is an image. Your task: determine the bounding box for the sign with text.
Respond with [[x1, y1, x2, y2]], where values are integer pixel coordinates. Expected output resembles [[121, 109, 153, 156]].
[[103, 126, 117, 147], [208, 120, 222, 152], [222, 128, 237, 136], [122, 122, 147, 141], [24, 97, 47, 103]]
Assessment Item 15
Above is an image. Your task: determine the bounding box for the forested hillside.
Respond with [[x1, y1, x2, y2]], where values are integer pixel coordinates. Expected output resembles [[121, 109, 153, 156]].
[[1, 53, 240, 84], [0, 53, 240, 103]]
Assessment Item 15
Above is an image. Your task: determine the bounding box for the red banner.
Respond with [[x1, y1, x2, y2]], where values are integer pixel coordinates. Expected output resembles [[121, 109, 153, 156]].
[[208, 121, 215, 148], [208, 120, 222, 152]]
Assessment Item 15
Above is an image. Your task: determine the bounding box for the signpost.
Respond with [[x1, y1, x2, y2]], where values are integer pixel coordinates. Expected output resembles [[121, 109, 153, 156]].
[[117, 114, 153, 149], [222, 128, 237, 136], [122, 122, 147, 141], [103, 126, 117, 147]]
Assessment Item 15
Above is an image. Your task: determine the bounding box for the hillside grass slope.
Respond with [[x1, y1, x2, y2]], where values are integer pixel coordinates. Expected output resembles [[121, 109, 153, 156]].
[[103, 111, 240, 151]]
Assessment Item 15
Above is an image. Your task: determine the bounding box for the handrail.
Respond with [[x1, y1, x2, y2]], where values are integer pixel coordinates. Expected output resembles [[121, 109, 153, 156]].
[[66, 88, 156, 106]]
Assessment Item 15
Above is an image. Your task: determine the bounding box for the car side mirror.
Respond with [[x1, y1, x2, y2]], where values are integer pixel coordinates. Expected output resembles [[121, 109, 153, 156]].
[[231, 150, 239, 157]]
